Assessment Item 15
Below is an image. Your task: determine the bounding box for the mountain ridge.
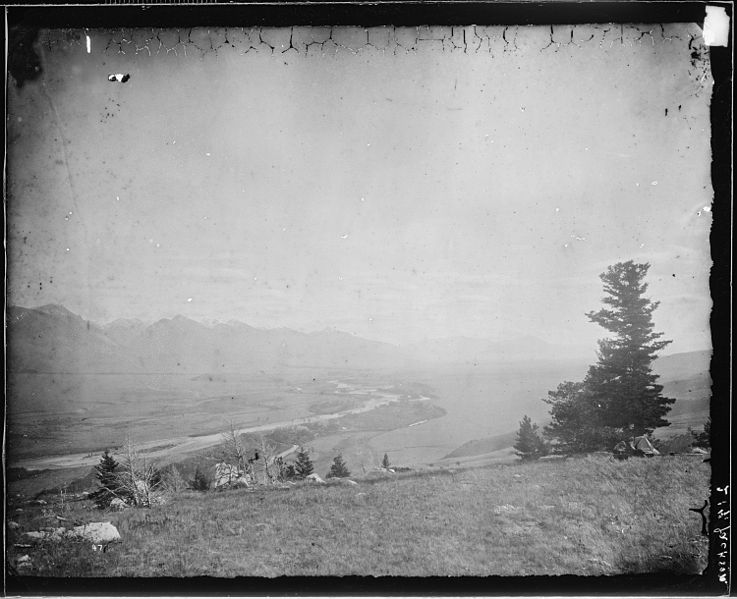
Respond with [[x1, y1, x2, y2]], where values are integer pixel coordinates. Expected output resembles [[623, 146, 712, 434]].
[[6, 304, 710, 375]]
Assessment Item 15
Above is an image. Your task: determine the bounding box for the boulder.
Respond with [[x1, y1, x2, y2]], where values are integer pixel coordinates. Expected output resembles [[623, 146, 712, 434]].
[[16, 555, 32, 569], [305, 473, 326, 484], [214, 462, 244, 488], [71, 522, 121, 544], [109, 498, 128, 510], [24, 522, 121, 545], [7, 521, 20, 530], [24, 527, 67, 542]]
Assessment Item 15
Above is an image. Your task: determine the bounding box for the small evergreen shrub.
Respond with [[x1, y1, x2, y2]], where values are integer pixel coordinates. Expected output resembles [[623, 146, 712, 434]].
[[191, 467, 211, 491], [514, 415, 548, 461], [295, 447, 314, 478], [326, 454, 351, 478]]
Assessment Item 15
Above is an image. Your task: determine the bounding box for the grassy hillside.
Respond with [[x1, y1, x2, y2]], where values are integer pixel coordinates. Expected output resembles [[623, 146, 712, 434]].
[[7, 455, 709, 578]]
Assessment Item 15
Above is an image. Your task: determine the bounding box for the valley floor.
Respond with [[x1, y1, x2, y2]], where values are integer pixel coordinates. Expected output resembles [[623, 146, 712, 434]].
[[6, 454, 709, 579]]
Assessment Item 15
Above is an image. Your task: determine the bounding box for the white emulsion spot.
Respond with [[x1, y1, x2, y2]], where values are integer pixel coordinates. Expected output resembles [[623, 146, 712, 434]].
[[86, 35, 91, 53], [187, 298, 193, 303], [650, 181, 658, 186]]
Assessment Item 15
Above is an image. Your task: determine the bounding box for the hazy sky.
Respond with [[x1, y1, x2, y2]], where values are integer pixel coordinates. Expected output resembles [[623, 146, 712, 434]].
[[7, 24, 713, 352]]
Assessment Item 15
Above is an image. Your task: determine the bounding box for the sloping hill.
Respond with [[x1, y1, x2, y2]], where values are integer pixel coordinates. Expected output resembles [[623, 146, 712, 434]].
[[6, 455, 709, 578]]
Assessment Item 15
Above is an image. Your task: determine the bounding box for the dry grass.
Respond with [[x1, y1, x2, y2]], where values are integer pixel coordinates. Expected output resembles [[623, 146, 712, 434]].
[[6, 455, 709, 578]]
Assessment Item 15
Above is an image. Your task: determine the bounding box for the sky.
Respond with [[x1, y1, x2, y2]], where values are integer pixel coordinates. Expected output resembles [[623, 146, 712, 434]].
[[7, 24, 714, 352]]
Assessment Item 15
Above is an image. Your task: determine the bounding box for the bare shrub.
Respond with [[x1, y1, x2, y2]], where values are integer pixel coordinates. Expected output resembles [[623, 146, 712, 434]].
[[161, 465, 188, 494], [113, 435, 165, 507]]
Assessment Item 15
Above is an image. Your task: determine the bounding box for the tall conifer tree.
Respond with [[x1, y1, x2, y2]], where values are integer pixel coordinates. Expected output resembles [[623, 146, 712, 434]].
[[584, 261, 674, 436]]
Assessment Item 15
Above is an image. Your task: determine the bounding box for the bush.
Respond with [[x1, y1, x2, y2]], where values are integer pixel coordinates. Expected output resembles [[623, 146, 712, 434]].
[[326, 454, 351, 479], [190, 467, 210, 491], [161, 465, 188, 493], [295, 447, 314, 478], [89, 450, 128, 509], [514, 415, 548, 461]]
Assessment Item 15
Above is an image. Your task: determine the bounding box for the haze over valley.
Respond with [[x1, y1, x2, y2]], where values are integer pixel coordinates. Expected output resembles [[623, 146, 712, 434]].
[[7, 303, 710, 473]]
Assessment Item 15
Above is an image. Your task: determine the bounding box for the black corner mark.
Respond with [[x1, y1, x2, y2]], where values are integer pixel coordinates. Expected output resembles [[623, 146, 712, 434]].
[[8, 25, 42, 87], [688, 500, 708, 536]]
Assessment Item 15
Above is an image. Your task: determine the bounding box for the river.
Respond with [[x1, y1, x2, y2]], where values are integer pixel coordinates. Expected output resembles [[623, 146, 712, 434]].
[[16, 381, 430, 471]]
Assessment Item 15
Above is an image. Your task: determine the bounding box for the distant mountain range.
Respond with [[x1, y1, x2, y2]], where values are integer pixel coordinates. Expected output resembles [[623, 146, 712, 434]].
[[5, 304, 710, 375], [6, 304, 414, 373]]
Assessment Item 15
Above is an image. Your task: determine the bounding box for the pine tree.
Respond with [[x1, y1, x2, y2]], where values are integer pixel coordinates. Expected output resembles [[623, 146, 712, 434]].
[[513, 416, 547, 461], [282, 463, 297, 481], [381, 453, 391, 469], [190, 466, 210, 491], [90, 450, 121, 508], [294, 447, 314, 478], [326, 454, 351, 478], [584, 261, 674, 436], [543, 381, 619, 454]]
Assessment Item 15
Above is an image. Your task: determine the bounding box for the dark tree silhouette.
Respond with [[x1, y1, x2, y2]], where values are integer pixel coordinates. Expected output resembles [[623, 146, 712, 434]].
[[381, 453, 391, 469], [513, 415, 547, 461], [90, 450, 122, 508], [544, 261, 674, 453], [294, 446, 314, 478], [543, 381, 618, 453], [584, 261, 674, 436], [190, 466, 210, 491], [326, 454, 351, 478]]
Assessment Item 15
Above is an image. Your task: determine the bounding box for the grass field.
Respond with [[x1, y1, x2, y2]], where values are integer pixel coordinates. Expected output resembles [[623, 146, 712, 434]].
[[6, 454, 709, 578]]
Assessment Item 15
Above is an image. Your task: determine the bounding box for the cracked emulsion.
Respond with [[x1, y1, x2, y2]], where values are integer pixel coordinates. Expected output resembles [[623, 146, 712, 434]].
[[36, 24, 709, 64], [31, 25, 712, 102]]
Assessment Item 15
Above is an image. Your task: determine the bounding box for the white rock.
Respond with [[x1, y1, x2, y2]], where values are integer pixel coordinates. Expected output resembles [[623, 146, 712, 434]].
[[26, 522, 121, 544], [71, 522, 121, 544], [305, 473, 326, 484], [24, 527, 67, 541], [16, 555, 32, 568], [109, 498, 128, 510], [7, 521, 20, 529]]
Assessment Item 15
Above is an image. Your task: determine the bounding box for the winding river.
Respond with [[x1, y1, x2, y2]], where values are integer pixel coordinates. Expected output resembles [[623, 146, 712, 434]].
[[17, 381, 431, 471]]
